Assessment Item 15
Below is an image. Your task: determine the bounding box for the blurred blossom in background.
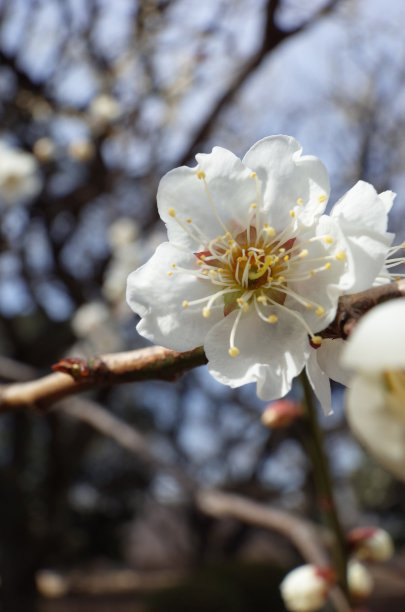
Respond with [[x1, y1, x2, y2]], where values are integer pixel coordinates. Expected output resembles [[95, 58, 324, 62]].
[[0, 1, 405, 611]]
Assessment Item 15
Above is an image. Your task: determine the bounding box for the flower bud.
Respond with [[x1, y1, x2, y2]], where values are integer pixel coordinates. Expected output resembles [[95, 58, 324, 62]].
[[347, 527, 394, 562], [348, 561, 374, 600], [261, 399, 303, 429], [280, 564, 335, 612]]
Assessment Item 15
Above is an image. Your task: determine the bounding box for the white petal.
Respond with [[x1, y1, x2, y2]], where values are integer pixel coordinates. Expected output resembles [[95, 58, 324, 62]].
[[346, 373, 405, 481], [126, 242, 223, 351], [341, 299, 405, 370], [205, 306, 308, 400], [242, 135, 330, 228], [158, 148, 257, 249], [378, 189, 396, 214], [305, 349, 332, 415], [331, 181, 390, 233], [317, 339, 351, 387]]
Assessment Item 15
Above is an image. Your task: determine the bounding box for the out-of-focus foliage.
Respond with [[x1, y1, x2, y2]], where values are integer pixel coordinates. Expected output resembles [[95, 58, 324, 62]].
[[1, 1, 405, 610]]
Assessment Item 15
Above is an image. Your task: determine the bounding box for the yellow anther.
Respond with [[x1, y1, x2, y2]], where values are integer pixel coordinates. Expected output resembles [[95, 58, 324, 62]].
[[335, 251, 346, 261], [197, 260, 203, 266], [171, 263, 176, 268], [306, 304, 313, 310], [197, 170, 206, 179], [299, 249, 309, 258], [225, 232, 231, 239], [228, 240, 235, 245], [311, 336, 323, 345], [218, 268, 223, 273], [225, 249, 230, 256], [202, 307, 210, 318], [278, 247, 286, 253], [289, 210, 295, 218], [257, 296, 267, 303], [310, 269, 315, 276], [268, 315, 278, 323], [250, 203, 257, 210], [324, 262, 331, 270], [265, 227, 276, 237], [237, 298, 243, 305], [182, 301, 189, 308], [216, 236, 223, 242], [229, 347, 240, 357], [315, 306, 325, 316], [202, 270, 209, 275], [200, 254, 206, 260], [187, 218, 192, 223], [237, 256, 248, 262], [250, 172, 257, 178], [276, 276, 285, 282], [209, 270, 217, 277], [296, 198, 303, 205], [242, 302, 249, 312], [167, 271, 173, 276], [395, 276, 401, 281], [168, 208, 175, 217], [283, 255, 289, 262], [324, 236, 333, 244], [318, 195, 327, 203]]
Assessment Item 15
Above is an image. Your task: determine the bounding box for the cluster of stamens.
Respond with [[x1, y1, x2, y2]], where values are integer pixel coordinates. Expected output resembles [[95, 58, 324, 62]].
[[167, 170, 346, 357], [378, 242, 405, 283]]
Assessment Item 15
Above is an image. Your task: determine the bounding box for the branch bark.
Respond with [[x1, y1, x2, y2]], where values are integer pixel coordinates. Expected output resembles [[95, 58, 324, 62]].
[[0, 281, 404, 412]]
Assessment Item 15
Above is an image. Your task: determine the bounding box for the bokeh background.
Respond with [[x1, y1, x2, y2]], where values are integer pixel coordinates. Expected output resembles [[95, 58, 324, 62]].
[[0, 0, 405, 610]]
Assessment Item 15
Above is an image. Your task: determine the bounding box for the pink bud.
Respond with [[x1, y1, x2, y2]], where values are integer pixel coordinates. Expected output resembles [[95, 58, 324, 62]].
[[261, 399, 303, 428]]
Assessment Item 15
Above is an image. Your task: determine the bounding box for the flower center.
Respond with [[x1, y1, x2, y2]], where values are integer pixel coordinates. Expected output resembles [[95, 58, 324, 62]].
[[167, 169, 345, 357]]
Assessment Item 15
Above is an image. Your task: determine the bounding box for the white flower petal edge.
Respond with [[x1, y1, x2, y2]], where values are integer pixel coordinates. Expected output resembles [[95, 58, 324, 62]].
[[306, 184, 395, 410], [341, 299, 405, 480]]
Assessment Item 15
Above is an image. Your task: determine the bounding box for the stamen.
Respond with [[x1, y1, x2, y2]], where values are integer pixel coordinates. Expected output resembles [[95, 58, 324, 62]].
[[229, 309, 243, 357]]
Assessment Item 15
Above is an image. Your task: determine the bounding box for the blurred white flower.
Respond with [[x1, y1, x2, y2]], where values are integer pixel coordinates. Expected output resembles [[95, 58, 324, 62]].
[[108, 217, 140, 252], [347, 560, 374, 599], [341, 299, 405, 480], [67, 139, 95, 162], [280, 564, 334, 612], [71, 301, 120, 353], [347, 526, 394, 562], [103, 218, 140, 304], [33, 137, 55, 163], [0, 142, 42, 204], [89, 94, 122, 128]]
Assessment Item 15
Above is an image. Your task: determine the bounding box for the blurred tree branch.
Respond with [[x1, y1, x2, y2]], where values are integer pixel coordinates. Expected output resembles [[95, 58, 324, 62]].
[[177, 0, 342, 165], [0, 281, 403, 412]]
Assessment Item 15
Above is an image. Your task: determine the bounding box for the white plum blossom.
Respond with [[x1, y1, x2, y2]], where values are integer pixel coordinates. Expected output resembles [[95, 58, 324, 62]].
[[0, 141, 42, 205], [341, 298, 405, 480], [126, 135, 393, 408], [280, 564, 334, 612]]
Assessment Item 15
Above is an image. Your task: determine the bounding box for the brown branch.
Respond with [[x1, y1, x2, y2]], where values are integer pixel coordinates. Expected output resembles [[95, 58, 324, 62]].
[[0, 281, 404, 412], [196, 490, 351, 612], [0, 346, 207, 412]]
